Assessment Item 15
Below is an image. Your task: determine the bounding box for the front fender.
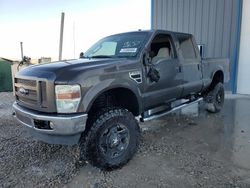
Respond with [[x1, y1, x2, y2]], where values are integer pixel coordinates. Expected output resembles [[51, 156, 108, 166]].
[[80, 79, 143, 113]]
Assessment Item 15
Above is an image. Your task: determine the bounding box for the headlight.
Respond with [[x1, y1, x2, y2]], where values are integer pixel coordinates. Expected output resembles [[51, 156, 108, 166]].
[[55, 85, 81, 113]]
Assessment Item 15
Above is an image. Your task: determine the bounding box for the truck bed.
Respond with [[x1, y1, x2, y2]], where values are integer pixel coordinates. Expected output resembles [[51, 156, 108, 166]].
[[201, 58, 230, 88]]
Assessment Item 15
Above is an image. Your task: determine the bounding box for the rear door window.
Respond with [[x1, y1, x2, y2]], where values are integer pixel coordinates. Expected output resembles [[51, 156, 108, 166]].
[[177, 34, 197, 60]]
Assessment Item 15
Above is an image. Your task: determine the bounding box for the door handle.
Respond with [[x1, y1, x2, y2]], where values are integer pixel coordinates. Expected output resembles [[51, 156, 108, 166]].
[[176, 66, 182, 73], [197, 64, 200, 70]]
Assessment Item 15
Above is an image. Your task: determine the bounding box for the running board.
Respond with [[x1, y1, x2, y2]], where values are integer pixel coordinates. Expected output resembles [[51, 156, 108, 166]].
[[141, 98, 203, 122]]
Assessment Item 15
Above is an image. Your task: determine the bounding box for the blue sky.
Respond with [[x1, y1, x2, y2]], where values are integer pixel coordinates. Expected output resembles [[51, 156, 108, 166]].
[[0, 0, 150, 60]]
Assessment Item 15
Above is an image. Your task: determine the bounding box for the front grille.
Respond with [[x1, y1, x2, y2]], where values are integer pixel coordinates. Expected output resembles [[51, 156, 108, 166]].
[[15, 78, 36, 87], [15, 78, 47, 109], [17, 95, 37, 105], [39, 81, 47, 107]]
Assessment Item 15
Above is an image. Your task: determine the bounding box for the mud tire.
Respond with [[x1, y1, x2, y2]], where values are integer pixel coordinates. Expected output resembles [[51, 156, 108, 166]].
[[205, 82, 225, 113], [80, 107, 140, 170]]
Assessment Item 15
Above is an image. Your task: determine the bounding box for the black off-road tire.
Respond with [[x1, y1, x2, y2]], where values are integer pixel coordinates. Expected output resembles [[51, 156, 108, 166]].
[[205, 82, 225, 113], [80, 107, 140, 170]]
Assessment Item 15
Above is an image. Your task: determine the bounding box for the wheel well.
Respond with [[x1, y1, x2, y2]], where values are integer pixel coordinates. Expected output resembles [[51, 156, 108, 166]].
[[88, 88, 140, 116], [210, 70, 224, 89]]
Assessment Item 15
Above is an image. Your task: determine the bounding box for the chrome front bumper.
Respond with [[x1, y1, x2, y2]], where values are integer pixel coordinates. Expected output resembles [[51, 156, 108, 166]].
[[13, 102, 88, 145]]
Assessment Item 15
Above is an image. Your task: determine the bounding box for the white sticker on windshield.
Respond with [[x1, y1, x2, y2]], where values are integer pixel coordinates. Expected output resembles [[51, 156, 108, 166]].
[[120, 48, 137, 53]]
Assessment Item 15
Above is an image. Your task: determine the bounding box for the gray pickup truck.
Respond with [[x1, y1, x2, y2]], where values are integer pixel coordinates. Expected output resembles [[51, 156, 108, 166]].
[[13, 30, 229, 170]]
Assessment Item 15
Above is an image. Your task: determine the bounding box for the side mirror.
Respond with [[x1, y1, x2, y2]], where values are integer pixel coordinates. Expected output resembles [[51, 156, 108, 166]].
[[143, 51, 152, 66], [79, 52, 84, 58], [148, 66, 160, 82], [17, 56, 31, 71]]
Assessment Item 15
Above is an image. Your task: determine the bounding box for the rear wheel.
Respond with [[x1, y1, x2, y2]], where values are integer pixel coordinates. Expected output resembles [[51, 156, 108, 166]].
[[205, 82, 225, 113], [80, 107, 140, 170]]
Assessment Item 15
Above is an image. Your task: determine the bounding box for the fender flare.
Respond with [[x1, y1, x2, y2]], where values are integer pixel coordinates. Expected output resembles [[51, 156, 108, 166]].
[[210, 65, 224, 81], [81, 79, 143, 114]]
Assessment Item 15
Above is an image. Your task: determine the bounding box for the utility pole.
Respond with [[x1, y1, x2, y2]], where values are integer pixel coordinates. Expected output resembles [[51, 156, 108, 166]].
[[73, 22, 76, 59], [59, 12, 65, 61], [20, 42, 24, 60]]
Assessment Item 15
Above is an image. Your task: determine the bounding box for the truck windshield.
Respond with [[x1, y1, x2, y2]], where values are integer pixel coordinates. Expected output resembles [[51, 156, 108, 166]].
[[84, 32, 148, 58]]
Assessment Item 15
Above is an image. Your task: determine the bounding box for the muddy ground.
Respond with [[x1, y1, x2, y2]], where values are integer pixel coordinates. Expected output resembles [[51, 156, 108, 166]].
[[1, 92, 250, 188]]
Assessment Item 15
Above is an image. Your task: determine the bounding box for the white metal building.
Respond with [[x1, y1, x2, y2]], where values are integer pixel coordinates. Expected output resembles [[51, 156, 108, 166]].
[[237, 0, 250, 94], [151, 0, 250, 94]]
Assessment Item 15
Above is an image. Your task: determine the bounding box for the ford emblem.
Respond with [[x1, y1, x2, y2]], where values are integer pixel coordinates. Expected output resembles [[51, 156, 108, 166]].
[[19, 87, 29, 95]]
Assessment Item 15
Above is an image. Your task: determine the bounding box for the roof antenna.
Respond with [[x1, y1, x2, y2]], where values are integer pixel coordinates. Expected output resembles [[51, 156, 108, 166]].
[[138, 29, 142, 31]]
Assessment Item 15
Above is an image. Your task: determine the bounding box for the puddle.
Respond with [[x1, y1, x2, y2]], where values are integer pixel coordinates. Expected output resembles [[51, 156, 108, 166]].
[[226, 99, 250, 170], [142, 97, 250, 171]]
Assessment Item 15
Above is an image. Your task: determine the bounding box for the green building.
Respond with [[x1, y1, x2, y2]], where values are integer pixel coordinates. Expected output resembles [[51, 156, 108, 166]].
[[0, 58, 13, 92]]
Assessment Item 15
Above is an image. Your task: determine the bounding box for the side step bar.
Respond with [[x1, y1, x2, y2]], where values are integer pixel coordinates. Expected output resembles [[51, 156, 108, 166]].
[[141, 98, 203, 122]]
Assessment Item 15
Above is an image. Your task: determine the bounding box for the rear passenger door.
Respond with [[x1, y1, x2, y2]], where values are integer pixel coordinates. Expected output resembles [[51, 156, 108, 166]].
[[176, 34, 203, 96]]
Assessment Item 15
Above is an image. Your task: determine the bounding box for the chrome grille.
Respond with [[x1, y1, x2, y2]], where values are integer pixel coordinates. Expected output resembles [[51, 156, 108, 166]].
[[15, 78, 47, 108], [15, 78, 36, 87], [39, 81, 47, 107]]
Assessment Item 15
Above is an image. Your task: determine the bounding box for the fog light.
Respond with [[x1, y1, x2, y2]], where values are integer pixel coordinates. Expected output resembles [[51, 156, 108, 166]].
[[34, 120, 52, 130], [49, 122, 55, 129]]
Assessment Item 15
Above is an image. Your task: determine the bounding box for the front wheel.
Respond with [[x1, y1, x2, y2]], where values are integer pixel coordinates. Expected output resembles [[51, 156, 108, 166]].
[[80, 107, 140, 170], [205, 82, 225, 113]]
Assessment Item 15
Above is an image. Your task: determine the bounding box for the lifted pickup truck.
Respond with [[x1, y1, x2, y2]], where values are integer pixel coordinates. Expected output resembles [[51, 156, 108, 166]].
[[13, 30, 229, 170]]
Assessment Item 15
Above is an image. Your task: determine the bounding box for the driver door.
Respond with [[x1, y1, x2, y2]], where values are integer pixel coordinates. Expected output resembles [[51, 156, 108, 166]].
[[143, 33, 183, 109]]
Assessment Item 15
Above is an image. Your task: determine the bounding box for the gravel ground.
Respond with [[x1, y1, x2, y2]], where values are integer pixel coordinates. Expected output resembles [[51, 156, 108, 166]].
[[0, 92, 250, 188], [0, 93, 80, 187]]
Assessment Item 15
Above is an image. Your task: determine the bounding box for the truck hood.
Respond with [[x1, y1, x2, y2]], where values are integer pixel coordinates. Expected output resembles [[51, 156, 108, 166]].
[[16, 58, 126, 81]]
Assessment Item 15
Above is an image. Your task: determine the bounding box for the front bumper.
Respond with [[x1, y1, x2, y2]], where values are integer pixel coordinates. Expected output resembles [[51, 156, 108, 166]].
[[13, 102, 88, 145]]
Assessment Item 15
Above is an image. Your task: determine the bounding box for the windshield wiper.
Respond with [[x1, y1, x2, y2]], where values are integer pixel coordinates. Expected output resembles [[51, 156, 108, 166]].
[[115, 55, 133, 58], [90, 55, 112, 58]]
